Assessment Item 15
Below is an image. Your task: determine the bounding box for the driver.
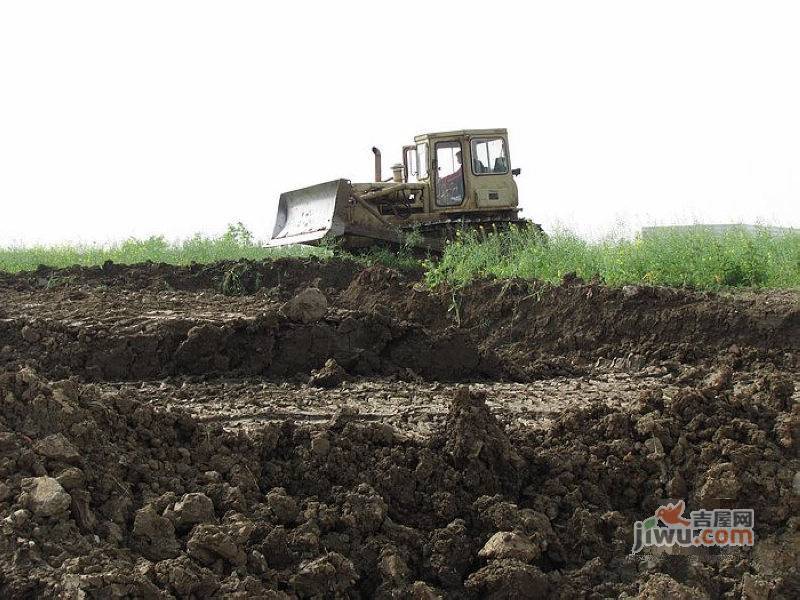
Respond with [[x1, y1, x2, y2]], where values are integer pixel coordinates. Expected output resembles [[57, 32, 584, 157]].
[[440, 150, 464, 201]]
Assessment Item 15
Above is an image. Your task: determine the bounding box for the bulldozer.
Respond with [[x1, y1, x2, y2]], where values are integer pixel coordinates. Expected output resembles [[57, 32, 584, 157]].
[[268, 128, 531, 251]]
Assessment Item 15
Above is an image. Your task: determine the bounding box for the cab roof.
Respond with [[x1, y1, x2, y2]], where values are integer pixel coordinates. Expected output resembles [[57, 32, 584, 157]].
[[414, 128, 508, 142]]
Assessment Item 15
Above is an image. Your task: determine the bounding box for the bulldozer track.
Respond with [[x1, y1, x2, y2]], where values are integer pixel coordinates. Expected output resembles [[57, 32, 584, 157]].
[[400, 214, 543, 243]]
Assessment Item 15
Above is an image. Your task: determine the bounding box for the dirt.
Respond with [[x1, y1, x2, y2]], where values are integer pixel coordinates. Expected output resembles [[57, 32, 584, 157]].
[[0, 258, 798, 598]]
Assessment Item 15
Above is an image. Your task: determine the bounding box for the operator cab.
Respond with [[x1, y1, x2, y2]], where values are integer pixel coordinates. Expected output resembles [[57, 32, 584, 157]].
[[403, 128, 519, 213]]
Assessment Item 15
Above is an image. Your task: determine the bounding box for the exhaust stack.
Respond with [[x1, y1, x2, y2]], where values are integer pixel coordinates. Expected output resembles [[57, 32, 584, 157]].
[[372, 147, 382, 182]]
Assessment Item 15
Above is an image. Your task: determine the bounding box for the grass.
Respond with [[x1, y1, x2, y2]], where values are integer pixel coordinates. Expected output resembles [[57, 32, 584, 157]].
[[0, 222, 424, 277], [0, 223, 330, 273], [425, 225, 800, 289], [2, 222, 799, 290]]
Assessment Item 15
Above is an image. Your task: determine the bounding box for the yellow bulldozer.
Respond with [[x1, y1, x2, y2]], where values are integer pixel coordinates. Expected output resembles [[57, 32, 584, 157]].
[[268, 128, 532, 251]]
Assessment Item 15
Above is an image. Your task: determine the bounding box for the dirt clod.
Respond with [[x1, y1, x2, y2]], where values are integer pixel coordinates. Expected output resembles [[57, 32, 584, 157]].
[[280, 287, 328, 323], [168, 492, 216, 532], [187, 523, 247, 566], [308, 358, 348, 388], [290, 552, 358, 597], [132, 504, 180, 561], [478, 531, 540, 562], [465, 559, 550, 599], [33, 433, 80, 463], [20, 476, 71, 517]]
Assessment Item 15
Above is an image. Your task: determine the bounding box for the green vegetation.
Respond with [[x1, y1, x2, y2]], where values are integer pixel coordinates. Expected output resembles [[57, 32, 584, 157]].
[[2, 222, 799, 290], [426, 225, 800, 289], [0, 223, 328, 273], [342, 228, 427, 272]]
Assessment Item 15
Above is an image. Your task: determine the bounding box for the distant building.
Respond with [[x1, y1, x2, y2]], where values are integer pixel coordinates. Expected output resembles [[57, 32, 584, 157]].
[[640, 224, 799, 238]]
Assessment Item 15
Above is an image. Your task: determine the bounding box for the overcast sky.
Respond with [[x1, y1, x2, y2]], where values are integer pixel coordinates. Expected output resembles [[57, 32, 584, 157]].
[[1, 1, 799, 245]]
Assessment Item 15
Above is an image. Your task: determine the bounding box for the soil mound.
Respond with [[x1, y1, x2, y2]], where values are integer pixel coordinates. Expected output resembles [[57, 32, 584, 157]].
[[0, 368, 797, 598], [2, 260, 798, 384], [455, 278, 800, 371], [0, 257, 364, 296], [1, 259, 798, 597], [0, 303, 504, 382]]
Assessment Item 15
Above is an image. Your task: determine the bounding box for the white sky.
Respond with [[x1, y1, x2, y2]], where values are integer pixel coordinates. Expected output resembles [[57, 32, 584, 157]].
[[1, 1, 799, 245]]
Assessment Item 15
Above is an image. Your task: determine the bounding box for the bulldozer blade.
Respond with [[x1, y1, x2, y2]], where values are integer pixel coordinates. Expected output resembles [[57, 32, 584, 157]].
[[268, 179, 351, 247], [269, 178, 412, 249]]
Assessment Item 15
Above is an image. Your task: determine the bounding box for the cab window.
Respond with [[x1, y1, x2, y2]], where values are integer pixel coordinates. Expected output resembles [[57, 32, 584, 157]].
[[404, 147, 418, 181], [435, 141, 464, 206], [416, 143, 428, 179], [471, 138, 508, 175]]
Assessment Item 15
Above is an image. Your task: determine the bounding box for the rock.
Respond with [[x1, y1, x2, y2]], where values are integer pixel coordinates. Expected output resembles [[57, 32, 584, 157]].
[[622, 285, 642, 299], [478, 531, 540, 563], [290, 552, 357, 597], [266, 487, 300, 525], [0, 482, 10, 501], [33, 433, 80, 463], [465, 559, 549, 598], [308, 358, 347, 388], [187, 524, 247, 566], [168, 492, 215, 532], [280, 287, 328, 323], [132, 505, 180, 561], [794, 471, 800, 495], [20, 476, 72, 517], [56, 467, 85, 491], [636, 573, 709, 599]]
